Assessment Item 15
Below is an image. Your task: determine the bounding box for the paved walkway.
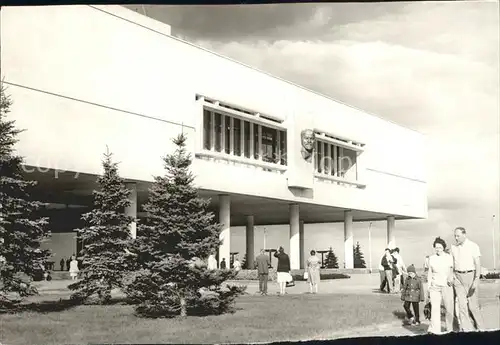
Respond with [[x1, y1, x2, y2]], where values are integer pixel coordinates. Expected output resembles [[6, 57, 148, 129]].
[[35, 275, 500, 299], [305, 302, 500, 340], [34, 275, 385, 296]]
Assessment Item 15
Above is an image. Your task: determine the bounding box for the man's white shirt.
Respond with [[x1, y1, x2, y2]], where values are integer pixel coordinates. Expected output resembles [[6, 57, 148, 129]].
[[451, 239, 481, 272]]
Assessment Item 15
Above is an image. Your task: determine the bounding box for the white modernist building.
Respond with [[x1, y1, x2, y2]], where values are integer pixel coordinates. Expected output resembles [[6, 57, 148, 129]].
[[1, 5, 428, 270]]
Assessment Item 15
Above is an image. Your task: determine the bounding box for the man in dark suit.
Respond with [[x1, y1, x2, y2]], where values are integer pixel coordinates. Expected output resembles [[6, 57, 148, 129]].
[[255, 249, 271, 295]]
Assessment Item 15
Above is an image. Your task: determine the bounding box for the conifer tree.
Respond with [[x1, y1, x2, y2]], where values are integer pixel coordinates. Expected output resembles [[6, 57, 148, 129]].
[[126, 133, 246, 317], [324, 247, 339, 269], [353, 241, 367, 268], [68, 148, 135, 304], [0, 84, 49, 309]]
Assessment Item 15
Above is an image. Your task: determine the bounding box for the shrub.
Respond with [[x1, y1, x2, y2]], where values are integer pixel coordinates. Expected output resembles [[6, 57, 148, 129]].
[[292, 272, 350, 281], [483, 272, 500, 279]]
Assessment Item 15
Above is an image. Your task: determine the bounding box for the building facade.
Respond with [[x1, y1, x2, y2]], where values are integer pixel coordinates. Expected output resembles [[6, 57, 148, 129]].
[[1, 5, 427, 270]]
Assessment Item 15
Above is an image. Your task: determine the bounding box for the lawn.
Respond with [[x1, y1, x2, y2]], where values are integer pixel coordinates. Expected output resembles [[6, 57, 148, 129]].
[[2, 281, 498, 344], [0, 292, 406, 344]]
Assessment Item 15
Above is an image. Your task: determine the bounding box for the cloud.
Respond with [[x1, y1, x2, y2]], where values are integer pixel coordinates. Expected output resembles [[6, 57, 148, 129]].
[[190, 39, 497, 132], [123, 4, 319, 40], [123, 3, 412, 42]]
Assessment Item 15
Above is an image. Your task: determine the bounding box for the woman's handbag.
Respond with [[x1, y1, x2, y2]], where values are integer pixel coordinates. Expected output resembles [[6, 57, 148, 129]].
[[303, 271, 309, 280]]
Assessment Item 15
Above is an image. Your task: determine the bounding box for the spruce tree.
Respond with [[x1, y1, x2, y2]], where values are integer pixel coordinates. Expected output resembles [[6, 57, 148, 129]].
[[126, 133, 246, 317], [324, 247, 339, 269], [0, 84, 49, 309], [353, 241, 367, 268], [68, 148, 135, 304]]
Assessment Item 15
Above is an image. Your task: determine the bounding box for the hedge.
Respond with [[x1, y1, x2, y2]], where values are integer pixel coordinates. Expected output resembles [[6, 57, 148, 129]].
[[483, 272, 500, 279], [232, 269, 350, 281]]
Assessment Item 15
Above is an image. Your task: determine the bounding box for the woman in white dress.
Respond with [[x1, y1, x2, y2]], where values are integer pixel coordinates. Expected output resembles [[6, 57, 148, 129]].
[[233, 257, 242, 272], [207, 254, 217, 270], [306, 250, 321, 294], [69, 256, 79, 280], [274, 247, 292, 296], [426, 237, 454, 334]]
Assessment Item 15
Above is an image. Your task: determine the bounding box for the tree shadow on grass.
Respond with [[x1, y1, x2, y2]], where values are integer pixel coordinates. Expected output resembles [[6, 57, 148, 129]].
[[392, 310, 429, 335], [0, 298, 78, 314], [1, 296, 133, 315], [392, 310, 406, 320]]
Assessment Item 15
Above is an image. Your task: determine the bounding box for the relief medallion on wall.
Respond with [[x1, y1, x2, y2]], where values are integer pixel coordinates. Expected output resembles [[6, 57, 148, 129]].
[[300, 129, 316, 163]]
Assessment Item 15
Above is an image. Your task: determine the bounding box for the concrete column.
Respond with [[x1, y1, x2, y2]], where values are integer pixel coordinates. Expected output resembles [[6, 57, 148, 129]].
[[299, 220, 305, 269], [289, 204, 300, 270], [245, 215, 255, 269], [125, 182, 137, 239], [344, 210, 354, 269], [387, 216, 396, 248], [218, 195, 231, 267]]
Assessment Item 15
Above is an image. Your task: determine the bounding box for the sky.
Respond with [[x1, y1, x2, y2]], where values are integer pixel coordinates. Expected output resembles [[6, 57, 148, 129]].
[[126, 2, 500, 269]]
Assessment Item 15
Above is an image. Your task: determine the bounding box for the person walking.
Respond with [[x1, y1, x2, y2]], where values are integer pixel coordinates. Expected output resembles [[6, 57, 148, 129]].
[[451, 227, 484, 332], [255, 249, 271, 295], [65, 257, 71, 271], [424, 255, 430, 272], [233, 256, 242, 272], [378, 252, 387, 292], [69, 256, 79, 281], [207, 253, 217, 270], [306, 250, 321, 294], [274, 246, 291, 296], [220, 258, 227, 269], [59, 258, 65, 271], [401, 264, 424, 326], [381, 248, 396, 293], [426, 237, 454, 334], [392, 248, 407, 293]]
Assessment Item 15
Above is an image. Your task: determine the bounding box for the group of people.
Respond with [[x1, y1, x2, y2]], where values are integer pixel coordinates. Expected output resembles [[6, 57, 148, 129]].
[[253, 247, 322, 296], [206, 254, 242, 271], [385, 227, 484, 334], [379, 247, 406, 294]]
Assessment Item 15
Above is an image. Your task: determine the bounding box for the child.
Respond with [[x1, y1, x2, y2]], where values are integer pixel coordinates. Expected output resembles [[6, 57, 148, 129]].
[[401, 264, 424, 325]]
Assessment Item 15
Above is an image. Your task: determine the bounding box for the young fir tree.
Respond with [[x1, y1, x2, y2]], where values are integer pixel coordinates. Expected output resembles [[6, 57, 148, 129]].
[[68, 148, 135, 304], [353, 241, 367, 268], [0, 84, 49, 309], [126, 133, 246, 317], [324, 247, 339, 269]]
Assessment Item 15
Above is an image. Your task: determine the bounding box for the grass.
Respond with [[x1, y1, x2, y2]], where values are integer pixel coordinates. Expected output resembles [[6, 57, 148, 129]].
[[2, 281, 498, 344], [1, 292, 406, 344]]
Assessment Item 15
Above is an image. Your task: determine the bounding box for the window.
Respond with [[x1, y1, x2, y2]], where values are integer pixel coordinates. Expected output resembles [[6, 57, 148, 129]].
[[244, 121, 250, 158], [315, 140, 357, 180], [280, 131, 287, 165], [203, 109, 211, 150], [233, 118, 241, 156], [262, 127, 277, 163], [224, 116, 230, 154], [202, 108, 287, 166], [214, 112, 222, 152], [253, 123, 259, 160]]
